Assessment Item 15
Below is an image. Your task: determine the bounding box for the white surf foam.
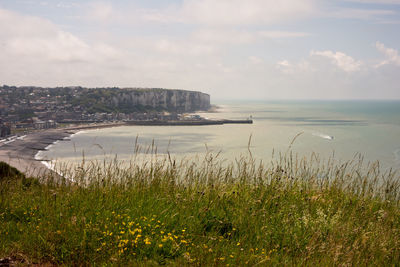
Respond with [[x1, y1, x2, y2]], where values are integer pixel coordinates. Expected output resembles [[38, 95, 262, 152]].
[[38, 159, 76, 182], [312, 132, 334, 140], [70, 130, 86, 137], [44, 140, 59, 151], [34, 150, 43, 160], [34, 131, 77, 182], [17, 135, 26, 140]]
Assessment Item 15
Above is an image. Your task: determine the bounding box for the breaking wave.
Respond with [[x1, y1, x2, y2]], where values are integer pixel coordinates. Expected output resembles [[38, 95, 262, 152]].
[[312, 132, 334, 140]]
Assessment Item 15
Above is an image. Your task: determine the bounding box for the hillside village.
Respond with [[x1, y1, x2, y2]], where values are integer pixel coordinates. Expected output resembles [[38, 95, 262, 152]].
[[0, 86, 210, 137]]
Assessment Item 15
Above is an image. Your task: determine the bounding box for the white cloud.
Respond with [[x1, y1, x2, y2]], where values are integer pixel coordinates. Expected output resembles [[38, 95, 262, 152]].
[[271, 46, 400, 99], [375, 42, 400, 67], [77, 0, 400, 30], [1, 3, 399, 99], [7, 32, 89, 63], [82, 1, 317, 26], [275, 59, 314, 74], [0, 7, 126, 88], [276, 60, 293, 73], [191, 29, 310, 46], [344, 0, 400, 4], [153, 39, 216, 56], [56, 2, 81, 9], [0, 8, 230, 91], [310, 50, 362, 72], [320, 1, 398, 24], [192, 29, 255, 45], [248, 56, 263, 65], [277, 60, 292, 67], [181, 0, 318, 26], [86, 2, 115, 22], [82, 2, 182, 25], [330, 8, 395, 20], [0, 8, 118, 63], [258, 31, 310, 38]]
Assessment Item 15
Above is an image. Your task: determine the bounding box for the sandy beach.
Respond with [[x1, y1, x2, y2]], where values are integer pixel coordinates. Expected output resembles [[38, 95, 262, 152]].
[[0, 129, 74, 178], [0, 122, 126, 178]]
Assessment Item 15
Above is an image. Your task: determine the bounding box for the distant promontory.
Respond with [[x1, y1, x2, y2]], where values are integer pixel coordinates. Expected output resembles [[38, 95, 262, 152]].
[[0, 86, 211, 129]]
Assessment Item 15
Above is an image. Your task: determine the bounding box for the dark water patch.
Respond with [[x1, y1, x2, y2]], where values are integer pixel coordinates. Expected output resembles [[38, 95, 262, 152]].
[[308, 119, 362, 123], [255, 116, 318, 121], [256, 116, 366, 126], [231, 110, 286, 114], [298, 122, 368, 127]]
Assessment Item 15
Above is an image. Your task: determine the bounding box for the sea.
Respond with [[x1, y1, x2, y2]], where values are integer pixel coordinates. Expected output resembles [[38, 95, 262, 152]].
[[36, 100, 400, 172]]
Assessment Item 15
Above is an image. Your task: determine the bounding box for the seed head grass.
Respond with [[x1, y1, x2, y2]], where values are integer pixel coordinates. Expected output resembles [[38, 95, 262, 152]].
[[0, 148, 400, 265]]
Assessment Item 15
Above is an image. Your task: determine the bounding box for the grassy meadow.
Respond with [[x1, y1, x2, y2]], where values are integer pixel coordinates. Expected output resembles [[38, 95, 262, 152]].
[[1, 149, 400, 266]]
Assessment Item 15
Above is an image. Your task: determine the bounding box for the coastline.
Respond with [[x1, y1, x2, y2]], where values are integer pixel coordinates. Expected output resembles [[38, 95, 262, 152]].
[[0, 113, 232, 178], [0, 122, 126, 179], [0, 110, 233, 178], [0, 129, 73, 179]]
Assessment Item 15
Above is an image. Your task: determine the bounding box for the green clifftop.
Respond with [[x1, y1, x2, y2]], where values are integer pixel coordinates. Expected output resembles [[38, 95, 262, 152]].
[[0, 86, 211, 118]]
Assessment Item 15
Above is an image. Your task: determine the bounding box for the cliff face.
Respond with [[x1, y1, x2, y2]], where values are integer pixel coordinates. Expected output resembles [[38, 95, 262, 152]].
[[111, 89, 210, 112], [0, 86, 211, 115]]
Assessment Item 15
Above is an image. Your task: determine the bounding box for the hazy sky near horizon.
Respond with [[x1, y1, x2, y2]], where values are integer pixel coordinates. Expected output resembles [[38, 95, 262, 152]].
[[0, 0, 399, 100]]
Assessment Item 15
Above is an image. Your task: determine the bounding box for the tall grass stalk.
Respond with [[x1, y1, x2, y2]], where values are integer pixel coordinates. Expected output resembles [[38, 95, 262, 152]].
[[1, 145, 399, 265]]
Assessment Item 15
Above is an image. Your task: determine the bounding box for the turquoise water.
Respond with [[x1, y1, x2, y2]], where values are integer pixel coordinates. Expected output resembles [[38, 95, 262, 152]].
[[38, 100, 400, 171]]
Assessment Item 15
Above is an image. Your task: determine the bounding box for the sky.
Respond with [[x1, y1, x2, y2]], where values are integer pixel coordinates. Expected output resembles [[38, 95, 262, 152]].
[[0, 0, 399, 100]]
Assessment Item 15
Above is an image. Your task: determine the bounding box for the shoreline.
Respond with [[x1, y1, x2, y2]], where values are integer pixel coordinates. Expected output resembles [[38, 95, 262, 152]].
[[0, 122, 127, 179], [0, 111, 240, 178], [0, 129, 73, 179]]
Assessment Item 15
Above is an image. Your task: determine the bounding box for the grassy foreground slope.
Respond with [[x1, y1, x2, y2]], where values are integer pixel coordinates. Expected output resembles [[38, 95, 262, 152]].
[[1, 153, 400, 266]]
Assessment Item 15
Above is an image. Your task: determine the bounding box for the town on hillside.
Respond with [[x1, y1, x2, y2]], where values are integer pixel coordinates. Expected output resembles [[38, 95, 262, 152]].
[[0, 85, 212, 138]]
